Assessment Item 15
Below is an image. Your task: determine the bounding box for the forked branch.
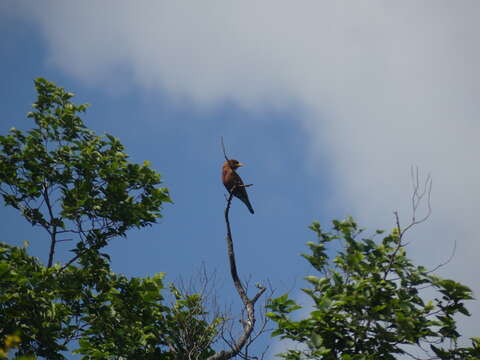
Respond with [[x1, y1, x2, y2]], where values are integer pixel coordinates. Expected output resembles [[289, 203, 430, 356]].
[[208, 187, 266, 360], [399, 166, 433, 237]]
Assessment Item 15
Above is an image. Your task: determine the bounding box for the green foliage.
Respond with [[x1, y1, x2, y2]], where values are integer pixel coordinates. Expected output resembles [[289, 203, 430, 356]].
[[0, 79, 218, 359], [0, 242, 218, 359], [1, 334, 35, 359], [0, 244, 67, 359], [0, 78, 171, 265], [267, 217, 479, 359]]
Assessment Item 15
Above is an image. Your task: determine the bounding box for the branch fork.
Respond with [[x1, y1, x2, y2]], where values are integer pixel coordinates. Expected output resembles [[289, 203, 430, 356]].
[[208, 186, 266, 360]]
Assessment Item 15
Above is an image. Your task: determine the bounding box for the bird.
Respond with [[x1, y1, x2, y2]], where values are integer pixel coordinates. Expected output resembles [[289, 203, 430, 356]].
[[222, 159, 254, 214]]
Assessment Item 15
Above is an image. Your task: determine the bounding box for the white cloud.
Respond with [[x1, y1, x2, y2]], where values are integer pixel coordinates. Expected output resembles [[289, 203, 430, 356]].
[[12, 0, 480, 351]]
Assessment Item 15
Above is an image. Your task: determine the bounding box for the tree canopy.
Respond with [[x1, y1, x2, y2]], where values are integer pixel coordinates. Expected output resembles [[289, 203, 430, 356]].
[[267, 218, 480, 360], [0, 78, 170, 268], [0, 79, 218, 359]]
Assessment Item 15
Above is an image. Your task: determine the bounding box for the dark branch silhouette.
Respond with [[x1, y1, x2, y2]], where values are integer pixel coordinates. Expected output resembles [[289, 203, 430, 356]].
[[221, 136, 229, 162], [207, 187, 266, 360]]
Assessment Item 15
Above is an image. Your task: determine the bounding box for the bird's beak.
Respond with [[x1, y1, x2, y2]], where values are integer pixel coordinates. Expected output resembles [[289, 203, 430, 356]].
[[237, 162, 245, 167]]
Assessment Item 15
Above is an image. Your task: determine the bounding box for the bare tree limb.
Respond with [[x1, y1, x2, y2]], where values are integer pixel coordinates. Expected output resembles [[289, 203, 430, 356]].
[[401, 166, 432, 238], [207, 188, 266, 360]]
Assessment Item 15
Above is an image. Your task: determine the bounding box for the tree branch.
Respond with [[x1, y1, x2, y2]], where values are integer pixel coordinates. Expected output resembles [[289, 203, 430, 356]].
[[208, 188, 266, 360], [221, 136, 229, 162], [44, 182, 57, 268]]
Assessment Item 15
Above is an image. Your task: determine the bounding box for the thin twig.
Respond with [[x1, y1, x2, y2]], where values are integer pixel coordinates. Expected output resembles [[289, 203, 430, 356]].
[[424, 239, 457, 275], [401, 167, 432, 237], [221, 137, 229, 162]]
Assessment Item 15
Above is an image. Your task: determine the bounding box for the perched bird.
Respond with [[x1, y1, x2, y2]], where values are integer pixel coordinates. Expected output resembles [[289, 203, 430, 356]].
[[222, 159, 254, 214]]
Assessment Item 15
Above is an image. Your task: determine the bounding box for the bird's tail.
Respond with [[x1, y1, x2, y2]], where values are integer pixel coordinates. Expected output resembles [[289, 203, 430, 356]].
[[234, 187, 255, 214], [244, 199, 254, 214]]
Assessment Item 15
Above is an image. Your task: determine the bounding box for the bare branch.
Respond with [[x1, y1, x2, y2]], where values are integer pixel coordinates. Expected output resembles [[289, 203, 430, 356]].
[[401, 166, 432, 237], [207, 188, 266, 360], [424, 239, 457, 275], [56, 238, 73, 243], [238, 285, 275, 360], [221, 136, 230, 162]]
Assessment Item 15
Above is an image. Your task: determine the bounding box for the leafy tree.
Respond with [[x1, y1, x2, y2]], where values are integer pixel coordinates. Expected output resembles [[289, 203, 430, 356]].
[[0, 78, 170, 268], [0, 78, 220, 359], [267, 217, 480, 360], [0, 241, 219, 359]]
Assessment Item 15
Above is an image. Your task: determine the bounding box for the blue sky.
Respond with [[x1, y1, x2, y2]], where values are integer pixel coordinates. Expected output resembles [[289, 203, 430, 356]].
[[2, 2, 480, 358]]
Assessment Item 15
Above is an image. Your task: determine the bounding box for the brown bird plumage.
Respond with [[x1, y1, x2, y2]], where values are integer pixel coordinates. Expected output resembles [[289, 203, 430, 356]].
[[222, 159, 254, 214]]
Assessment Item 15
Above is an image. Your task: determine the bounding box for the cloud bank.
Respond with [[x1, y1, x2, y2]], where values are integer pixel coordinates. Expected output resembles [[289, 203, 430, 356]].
[[11, 0, 480, 348]]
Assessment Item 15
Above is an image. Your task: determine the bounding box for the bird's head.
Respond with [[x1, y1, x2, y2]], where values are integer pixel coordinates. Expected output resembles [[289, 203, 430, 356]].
[[225, 159, 244, 170]]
